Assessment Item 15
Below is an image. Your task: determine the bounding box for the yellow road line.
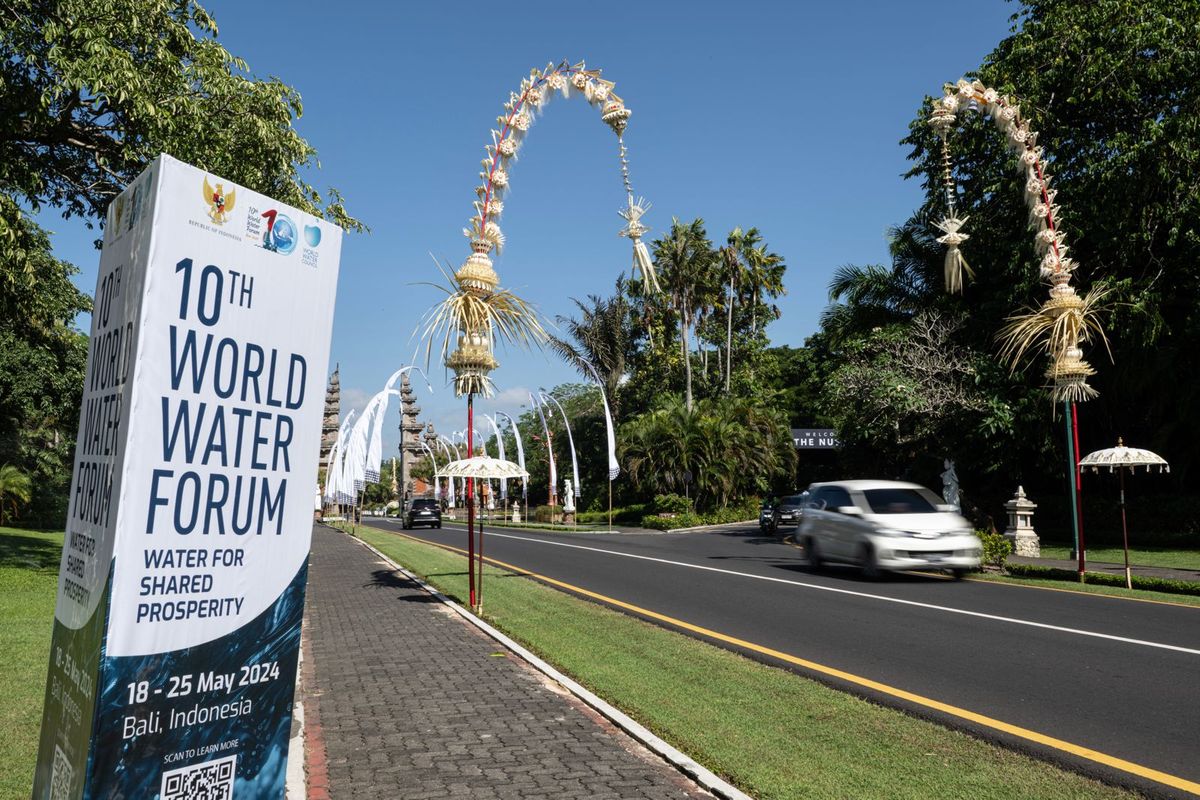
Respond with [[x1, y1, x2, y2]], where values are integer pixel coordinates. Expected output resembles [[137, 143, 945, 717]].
[[378, 527, 1200, 796]]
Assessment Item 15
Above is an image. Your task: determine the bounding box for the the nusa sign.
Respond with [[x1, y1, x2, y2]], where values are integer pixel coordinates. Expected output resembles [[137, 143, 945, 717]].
[[791, 428, 839, 449]]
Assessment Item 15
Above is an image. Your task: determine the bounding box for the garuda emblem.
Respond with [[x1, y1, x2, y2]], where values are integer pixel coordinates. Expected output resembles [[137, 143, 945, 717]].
[[202, 177, 236, 224]]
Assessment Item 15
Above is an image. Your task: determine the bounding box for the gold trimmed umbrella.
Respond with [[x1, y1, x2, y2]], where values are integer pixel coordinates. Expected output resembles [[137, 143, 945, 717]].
[[438, 457, 529, 612], [439, 456, 529, 481], [1078, 438, 1169, 589]]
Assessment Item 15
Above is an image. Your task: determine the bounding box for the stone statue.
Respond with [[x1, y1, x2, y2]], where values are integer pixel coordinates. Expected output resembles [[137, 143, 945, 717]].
[[562, 480, 576, 513], [941, 459, 960, 512]]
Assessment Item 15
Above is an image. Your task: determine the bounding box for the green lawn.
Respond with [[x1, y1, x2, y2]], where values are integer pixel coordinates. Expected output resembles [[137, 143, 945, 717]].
[[0, 527, 61, 799], [356, 525, 1139, 800], [1037, 545, 1200, 571], [970, 570, 1200, 607]]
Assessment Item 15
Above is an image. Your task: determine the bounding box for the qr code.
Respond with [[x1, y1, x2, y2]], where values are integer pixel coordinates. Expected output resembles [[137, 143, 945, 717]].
[[50, 745, 73, 800], [161, 754, 236, 800]]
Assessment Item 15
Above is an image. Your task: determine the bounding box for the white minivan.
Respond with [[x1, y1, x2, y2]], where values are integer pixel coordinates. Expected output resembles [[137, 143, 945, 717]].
[[797, 480, 982, 578]]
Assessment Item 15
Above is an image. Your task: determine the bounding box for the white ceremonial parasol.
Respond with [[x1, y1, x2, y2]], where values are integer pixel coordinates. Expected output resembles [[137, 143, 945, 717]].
[[439, 456, 529, 481], [1078, 438, 1169, 589], [436, 457, 528, 613]]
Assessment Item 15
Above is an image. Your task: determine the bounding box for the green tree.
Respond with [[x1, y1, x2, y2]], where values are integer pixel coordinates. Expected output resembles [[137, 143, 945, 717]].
[[0, 0, 362, 527], [716, 227, 787, 394], [0, 464, 33, 526], [1, 0, 362, 229], [823, 313, 1015, 474], [815, 0, 1200, 528], [821, 216, 945, 346], [619, 396, 795, 509], [0, 202, 90, 525], [901, 0, 1200, 478], [547, 278, 637, 419], [651, 219, 720, 411]]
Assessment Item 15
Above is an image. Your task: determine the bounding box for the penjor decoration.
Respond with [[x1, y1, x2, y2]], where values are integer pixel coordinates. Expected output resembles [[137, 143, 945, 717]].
[[930, 79, 1109, 403], [422, 60, 657, 399], [421, 59, 652, 612]]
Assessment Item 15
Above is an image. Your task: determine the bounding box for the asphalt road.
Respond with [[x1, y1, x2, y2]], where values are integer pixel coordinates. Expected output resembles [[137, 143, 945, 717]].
[[366, 518, 1200, 797]]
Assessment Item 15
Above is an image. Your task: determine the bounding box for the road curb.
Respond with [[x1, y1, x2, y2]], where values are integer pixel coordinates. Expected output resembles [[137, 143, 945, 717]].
[[665, 519, 758, 533], [347, 529, 754, 800]]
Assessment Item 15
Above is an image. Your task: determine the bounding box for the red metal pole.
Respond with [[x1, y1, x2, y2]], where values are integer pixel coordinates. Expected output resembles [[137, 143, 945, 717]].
[[477, 512, 484, 614], [1120, 468, 1131, 590], [1072, 402, 1085, 576], [467, 394, 475, 610]]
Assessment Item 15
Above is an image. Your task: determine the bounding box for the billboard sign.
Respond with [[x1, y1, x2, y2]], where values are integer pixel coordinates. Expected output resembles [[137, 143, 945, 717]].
[[33, 154, 342, 799], [791, 428, 839, 449]]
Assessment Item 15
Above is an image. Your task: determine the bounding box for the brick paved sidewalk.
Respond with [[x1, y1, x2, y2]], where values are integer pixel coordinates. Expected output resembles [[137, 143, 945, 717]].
[[301, 524, 715, 799]]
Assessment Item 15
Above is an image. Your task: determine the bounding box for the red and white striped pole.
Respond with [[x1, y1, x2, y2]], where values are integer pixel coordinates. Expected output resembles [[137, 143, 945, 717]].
[[467, 394, 475, 609]]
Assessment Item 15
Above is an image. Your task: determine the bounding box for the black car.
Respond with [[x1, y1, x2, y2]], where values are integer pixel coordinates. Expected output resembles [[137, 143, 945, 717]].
[[762, 492, 808, 535], [402, 498, 442, 529]]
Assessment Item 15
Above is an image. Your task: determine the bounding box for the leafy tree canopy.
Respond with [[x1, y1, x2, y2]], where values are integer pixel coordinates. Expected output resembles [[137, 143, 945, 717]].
[[818, 0, 1200, 528], [1, 0, 363, 231], [0, 0, 362, 527]]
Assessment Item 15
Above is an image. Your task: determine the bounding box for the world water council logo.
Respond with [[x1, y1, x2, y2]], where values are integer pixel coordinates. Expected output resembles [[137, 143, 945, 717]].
[[301, 224, 322, 267], [260, 210, 297, 255]]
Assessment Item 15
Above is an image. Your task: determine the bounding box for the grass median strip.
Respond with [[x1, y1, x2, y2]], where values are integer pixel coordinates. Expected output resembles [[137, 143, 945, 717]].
[[1037, 545, 1200, 572], [1, 528, 61, 799], [356, 526, 1138, 800], [970, 569, 1200, 607]]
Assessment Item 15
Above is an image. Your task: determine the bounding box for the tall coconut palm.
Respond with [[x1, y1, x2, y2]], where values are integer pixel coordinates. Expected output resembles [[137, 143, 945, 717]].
[[718, 227, 752, 394], [742, 238, 787, 334], [716, 227, 788, 392], [0, 464, 32, 526], [547, 278, 636, 419], [652, 218, 719, 411]]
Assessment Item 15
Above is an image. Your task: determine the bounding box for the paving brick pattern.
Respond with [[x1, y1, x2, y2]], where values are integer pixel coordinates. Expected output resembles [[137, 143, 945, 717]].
[[302, 525, 714, 799]]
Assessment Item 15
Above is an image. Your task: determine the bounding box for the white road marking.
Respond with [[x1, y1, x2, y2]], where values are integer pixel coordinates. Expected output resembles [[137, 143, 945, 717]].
[[454, 529, 1200, 657]]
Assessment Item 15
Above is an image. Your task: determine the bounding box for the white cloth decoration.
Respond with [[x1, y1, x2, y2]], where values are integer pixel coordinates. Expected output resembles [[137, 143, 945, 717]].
[[581, 359, 620, 480], [495, 411, 527, 502], [540, 391, 581, 500], [531, 392, 557, 499]]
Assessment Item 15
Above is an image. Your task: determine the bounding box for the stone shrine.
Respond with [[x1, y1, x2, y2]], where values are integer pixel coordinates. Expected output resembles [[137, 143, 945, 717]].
[[1003, 486, 1040, 557]]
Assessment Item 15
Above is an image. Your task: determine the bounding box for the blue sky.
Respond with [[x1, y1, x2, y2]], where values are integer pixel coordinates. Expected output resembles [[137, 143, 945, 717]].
[[41, 0, 1017, 452]]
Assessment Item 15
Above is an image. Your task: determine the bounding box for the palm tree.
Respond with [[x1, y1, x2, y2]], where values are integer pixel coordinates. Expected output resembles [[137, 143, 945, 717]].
[[716, 227, 787, 392], [546, 278, 636, 418], [619, 397, 795, 509], [652, 218, 719, 411], [742, 237, 786, 334], [718, 227, 751, 394], [0, 464, 33, 526], [822, 216, 943, 344]]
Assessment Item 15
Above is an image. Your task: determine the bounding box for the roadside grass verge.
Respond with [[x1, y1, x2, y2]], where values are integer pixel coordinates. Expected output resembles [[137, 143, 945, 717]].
[[355, 525, 1137, 800], [440, 518, 611, 533], [0, 527, 61, 798], [972, 569, 1200, 607], [1036, 545, 1200, 571]]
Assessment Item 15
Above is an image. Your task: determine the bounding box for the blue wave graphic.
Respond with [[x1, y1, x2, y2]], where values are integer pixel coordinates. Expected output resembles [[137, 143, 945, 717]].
[[86, 562, 309, 799]]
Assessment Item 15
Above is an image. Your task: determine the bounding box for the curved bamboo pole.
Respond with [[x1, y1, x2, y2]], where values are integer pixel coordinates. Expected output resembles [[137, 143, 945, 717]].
[[930, 79, 1110, 403]]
